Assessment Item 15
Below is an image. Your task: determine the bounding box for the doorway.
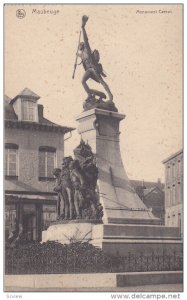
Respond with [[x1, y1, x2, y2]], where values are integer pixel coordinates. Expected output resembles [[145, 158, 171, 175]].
[[23, 214, 36, 241]]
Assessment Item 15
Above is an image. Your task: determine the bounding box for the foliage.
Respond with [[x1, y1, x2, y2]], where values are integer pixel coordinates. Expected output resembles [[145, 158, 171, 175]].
[[5, 241, 183, 275]]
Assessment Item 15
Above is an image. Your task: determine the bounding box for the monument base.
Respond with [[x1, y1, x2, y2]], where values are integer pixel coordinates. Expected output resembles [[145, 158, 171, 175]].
[[90, 223, 182, 256], [42, 222, 182, 256], [76, 108, 160, 225], [42, 220, 101, 244]]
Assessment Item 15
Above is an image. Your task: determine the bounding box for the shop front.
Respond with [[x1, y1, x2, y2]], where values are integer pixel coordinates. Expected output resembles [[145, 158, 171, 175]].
[[5, 194, 57, 241]]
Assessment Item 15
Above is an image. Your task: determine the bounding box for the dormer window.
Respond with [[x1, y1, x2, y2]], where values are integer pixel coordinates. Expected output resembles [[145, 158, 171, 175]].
[[22, 99, 37, 122], [10, 88, 40, 122]]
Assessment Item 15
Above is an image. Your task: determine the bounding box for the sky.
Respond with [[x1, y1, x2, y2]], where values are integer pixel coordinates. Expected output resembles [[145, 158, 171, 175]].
[[4, 4, 183, 182]]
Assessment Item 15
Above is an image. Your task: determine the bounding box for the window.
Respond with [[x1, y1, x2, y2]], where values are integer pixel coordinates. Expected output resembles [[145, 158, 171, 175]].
[[167, 165, 171, 180], [22, 100, 36, 121], [5, 204, 16, 239], [172, 162, 176, 178], [5, 144, 18, 179], [177, 159, 181, 176], [171, 185, 175, 206], [167, 215, 171, 226], [178, 213, 182, 237], [39, 146, 56, 180], [178, 181, 182, 204], [167, 186, 171, 207]]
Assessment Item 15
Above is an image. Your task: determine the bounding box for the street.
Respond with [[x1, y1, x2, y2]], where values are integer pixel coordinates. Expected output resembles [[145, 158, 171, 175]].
[[5, 284, 183, 293]]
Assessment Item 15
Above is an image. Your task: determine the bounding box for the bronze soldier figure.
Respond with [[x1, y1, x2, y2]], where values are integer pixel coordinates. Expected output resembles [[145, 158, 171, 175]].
[[53, 168, 65, 219], [53, 157, 75, 220], [77, 15, 113, 101]]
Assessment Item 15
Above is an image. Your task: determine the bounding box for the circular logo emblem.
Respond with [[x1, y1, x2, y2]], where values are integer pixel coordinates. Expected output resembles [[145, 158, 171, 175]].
[[16, 9, 26, 19]]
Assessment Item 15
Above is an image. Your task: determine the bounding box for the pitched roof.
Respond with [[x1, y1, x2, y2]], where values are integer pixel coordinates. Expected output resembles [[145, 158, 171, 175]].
[[162, 149, 183, 164], [4, 95, 11, 104], [143, 187, 164, 197], [39, 116, 71, 128], [130, 179, 164, 191], [17, 87, 40, 99], [4, 95, 18, 120], [143, 187, 164, 207], [11, 88, 40, 103], [4, 92, 75, 134], [143, 187, 155, 196]]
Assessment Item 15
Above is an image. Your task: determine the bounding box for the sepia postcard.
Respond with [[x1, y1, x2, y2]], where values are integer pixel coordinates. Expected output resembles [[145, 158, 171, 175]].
[[4, 3, 183, 295]]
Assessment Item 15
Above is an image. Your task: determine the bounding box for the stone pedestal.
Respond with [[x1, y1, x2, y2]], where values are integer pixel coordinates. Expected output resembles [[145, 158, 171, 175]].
[[42, 220, 96, 244], [76, 108, 159, 225], [90, 223, 182, 256], [42, 221, 182, 256], [42, 108, 182, 257]]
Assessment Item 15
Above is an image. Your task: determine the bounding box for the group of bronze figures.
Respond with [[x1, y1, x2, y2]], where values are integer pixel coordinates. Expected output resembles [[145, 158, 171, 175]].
[[53, 140, 103, 221]]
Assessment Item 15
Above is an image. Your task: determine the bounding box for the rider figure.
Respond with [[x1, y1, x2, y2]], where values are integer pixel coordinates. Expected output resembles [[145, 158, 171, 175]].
[[78, 15, 113, 101]]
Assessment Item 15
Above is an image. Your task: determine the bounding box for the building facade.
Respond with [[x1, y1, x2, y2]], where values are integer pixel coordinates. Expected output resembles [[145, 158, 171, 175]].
[[5, 88, 74, 241], [143, 187, 165, 225], [162, 150, 183, 236], [131, 179, 165, 225]]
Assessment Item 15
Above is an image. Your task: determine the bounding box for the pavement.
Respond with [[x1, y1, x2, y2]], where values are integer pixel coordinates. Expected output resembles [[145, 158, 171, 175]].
[[4, 284, 183, 292]]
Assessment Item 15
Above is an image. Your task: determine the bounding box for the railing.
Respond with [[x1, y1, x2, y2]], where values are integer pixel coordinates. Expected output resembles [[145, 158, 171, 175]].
[[5, 250, 183, 275]]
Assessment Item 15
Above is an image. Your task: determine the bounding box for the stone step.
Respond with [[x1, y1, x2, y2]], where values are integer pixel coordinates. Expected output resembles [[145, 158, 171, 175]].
[[103, 235, 181, 240], [116, 271, 183, 287], [91, 238, 183, 256], [98, 224, 180, 239]]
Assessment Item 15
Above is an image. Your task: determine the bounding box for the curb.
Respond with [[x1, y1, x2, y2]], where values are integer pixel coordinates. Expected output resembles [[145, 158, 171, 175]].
[[5, 271, 183, 289]]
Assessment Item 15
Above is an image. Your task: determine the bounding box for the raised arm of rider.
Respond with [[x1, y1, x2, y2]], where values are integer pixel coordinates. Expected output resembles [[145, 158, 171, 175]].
[[82, 26, 92, 57]]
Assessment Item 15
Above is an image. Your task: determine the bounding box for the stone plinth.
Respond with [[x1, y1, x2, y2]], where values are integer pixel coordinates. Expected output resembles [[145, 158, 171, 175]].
[[90, 223, 182, 256], [42, 220, 100, 244], [76, 108, 159, 225], [42, 221, 182, 257]]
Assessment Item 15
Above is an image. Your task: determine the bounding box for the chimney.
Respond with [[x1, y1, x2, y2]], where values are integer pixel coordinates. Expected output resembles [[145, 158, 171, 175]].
[[38, 104, 44, 119]]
